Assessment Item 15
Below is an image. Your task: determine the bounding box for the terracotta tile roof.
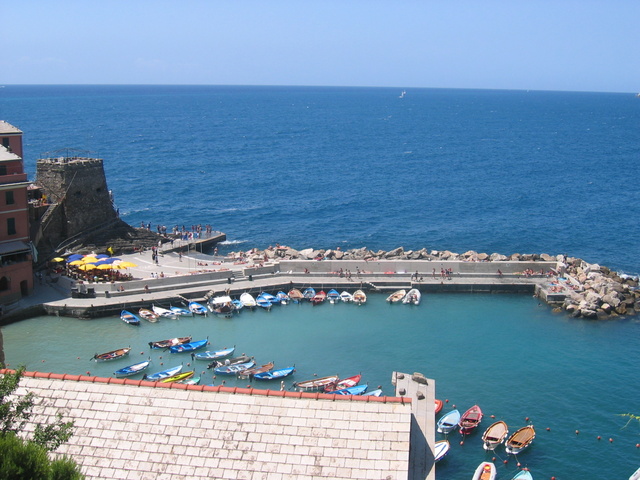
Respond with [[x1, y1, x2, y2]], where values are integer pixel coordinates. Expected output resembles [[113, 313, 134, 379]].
[[2, 369, 412, 479]]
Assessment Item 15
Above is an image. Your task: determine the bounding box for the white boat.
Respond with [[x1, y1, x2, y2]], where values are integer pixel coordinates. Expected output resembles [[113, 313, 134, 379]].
[[630, 467, 640, 480], [188, 301, 208, 316], [152, 304, 177, 319], [208, 295, 234, 315], [353, 290, 367, 305], [436, 409, 460, 434], [170, 305, 191, 316], [386, 289, 406, 303], [512, 470, 533, 480], [482, 420, 509, 451], [327, 289, 340, 304], [240, 292, 257, 309], [433, 439, 450, 462], [402, 288, 421, 305], [472, 462, 496, 480], [339, 291, 353, 302]]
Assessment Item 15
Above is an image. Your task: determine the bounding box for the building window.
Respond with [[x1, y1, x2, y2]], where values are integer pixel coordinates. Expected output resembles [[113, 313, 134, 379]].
[[1, 138, 8, 148], [0, 276, 9, 291], [5, 191, 14, 205], [7, 218, 16, 235], [0, 165, 6, 176]]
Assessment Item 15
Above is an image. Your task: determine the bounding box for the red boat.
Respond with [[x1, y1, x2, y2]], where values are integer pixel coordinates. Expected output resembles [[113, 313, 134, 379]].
[[435, 399, 443, 414], [325, 374, 361, 392], [311, 290, 326, 305], [459, 405, 483, 435]]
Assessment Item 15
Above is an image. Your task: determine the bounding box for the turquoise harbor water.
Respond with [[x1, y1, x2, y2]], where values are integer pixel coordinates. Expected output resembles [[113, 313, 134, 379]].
[[1, 86, 640, 478]]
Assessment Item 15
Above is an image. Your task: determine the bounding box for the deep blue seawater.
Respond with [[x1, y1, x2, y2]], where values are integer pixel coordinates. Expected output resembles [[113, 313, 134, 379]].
[[1, 85, 640, 478]]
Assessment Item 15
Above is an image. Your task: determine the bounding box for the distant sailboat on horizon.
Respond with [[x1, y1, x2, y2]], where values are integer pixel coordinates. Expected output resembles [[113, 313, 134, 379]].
[[399, 90, 406, 98]]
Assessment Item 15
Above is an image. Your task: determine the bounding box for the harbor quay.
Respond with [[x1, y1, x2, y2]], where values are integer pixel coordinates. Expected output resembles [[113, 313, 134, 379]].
[[25, 255, 559, 320]]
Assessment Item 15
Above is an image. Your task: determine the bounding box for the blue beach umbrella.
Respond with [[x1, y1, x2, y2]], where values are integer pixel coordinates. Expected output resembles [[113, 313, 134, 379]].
[[96, 254, 110, 259], [67, 254, 83, 262]]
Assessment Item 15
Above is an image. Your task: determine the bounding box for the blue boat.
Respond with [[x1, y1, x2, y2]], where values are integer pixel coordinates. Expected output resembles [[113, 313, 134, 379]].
[[191, 346, 235, 361], [114, 359, 151, 378], [437, 409, 461, 434], [170, 305, 191, 316], [362, 388, 383, 397], [276, 291, 290, 304], [188, 301, 208, 316], [213, 360, 256, 375], [120, 310, 140, 326], [143, 365, 182, 381], [256, 293, 272, 310], [231, 299, 244, 312], [302, 287, 316, 301], [253, 366, 296, 381], [327, 289, 340, 303], [169, 338, 208, 353], [326, 384, 368, 395]]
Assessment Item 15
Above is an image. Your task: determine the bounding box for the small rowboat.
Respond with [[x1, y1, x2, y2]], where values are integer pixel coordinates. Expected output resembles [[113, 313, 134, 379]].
[[294, 374, 339, 392], [214, 360, 256, 376], [256, 293, 272, 310], [170, 305, 191, 316], [207, 355, 252, 370], [340, 291, 353, 302], [434, 439, 450, 462], [386, 289, 406, 303], [302, 287, 316, 301], [511, 471, 533, 480], [178, 376, 200, 385], [482, 421, 509, 451], [161, 370, 195, 383], [505, 425, 535, 455], [260, 292, 279, 305], [240, 292, 257, 309], [92, 347, 131, 362], [253, 366, 296, 381], [459, 405, 483, 435], [472, 462, 496, 480], [139, 308, 159, 323], [237, 361, 275, 378], [326, 384, 368, 395], [114, 359, 151, 378], [288, 288, 304, 303], [353, 290, 367, 305], [152, 305, 177, 319], [437, 409, 460, 434], [121, 310, 140, 326], [276, 291, 290, 304], [402, 288, 421, 305], [169, 338, 208, 353], [192, 346, 235, 361], [311, 290, 326, 305], [362, 389, 383, 397], [148, 336, 192, 350], [143, 365, 182, 382], [435, 399, 444, 414], [188, 301, 208, 316], [326, 289, 340, 303], [325, 374, 361, 392]]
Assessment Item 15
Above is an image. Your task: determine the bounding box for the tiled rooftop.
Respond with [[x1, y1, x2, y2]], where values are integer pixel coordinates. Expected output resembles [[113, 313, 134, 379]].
[[6, 370, 413, 480], [0, 120, 22, 134]]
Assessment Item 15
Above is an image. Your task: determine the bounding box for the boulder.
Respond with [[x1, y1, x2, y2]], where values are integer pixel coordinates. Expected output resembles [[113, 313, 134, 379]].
[[477, 252, 489, 261], [509, 253, 521, 261], [540, 253, 554, 261], [490, 253, 508, 262], [298, 248, 315, 259]]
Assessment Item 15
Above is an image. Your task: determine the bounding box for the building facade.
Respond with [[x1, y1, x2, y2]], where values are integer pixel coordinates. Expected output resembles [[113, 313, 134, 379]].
[[0, 121, 33, 307]]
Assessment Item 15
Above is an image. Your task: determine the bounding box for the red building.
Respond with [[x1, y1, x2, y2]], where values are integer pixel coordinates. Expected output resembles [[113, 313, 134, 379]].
[[0, 121, 33, 308]]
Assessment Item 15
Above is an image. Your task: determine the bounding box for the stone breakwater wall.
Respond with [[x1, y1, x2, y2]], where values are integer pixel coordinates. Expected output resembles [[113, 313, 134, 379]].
[[229, 246, 640, 319]]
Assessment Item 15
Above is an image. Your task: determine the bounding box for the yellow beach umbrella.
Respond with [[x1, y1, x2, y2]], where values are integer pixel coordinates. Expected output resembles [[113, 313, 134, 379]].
[[69, 260, 84, 266], [78, 264, 96, 271], [96, 264, 113, 270], [82, 257, 99, 264], [118, 261, 138, 268], [52, 257, 65, 262]]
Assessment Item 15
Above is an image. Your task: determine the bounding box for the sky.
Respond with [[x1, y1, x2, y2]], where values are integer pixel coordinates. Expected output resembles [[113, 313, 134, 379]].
[[2, 0, 638, 93]]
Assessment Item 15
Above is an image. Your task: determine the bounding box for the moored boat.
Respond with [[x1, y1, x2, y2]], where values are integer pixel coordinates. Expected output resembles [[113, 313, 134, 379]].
[[293, 374, 339, 391], [302, 287, 316, 301], [311, 290, 326, 305], [353, 290, 367, 305], [362, 388, 383, 397], [434, 439, 450, 462], [435, 399, 443, 414], [92, 347, 131, 362], [161, 370, 195, 383], [326, 384, 368, 395], [170, 305, 191, 316], [402, 288, 421, 305], [148, 336, 192, 349], [208, 295, 234, 316], [213, 360, 256, 376], [505, 425, 535, 455], [192, 346, 235, 361], [114, 358, 151, 378], [482, 420, 509, 451], [178, 376, 200, 385], [237, 361, 275, 378], [188, 301, 208, 316], [325, 374, 361, 392], [240, 292, 257, 309], [339, 291, 353, 302], [139, 308, 160, 323], [472, 462, 496, 480], [207, 354, 252, 370], [276, 291, 290, 304], [288, 288, 304, 303], [121, 310, 141, 326], [169, 338, 208, 353], [326, 289, 340, 303], [253, 366, 296, 381], [152, 304, 177, 319], [511, 470, 533, 480], [256, 293, 272, 310], [459, 405, 483, 435], [386, 289, 407, 303], [437, 409, 461, 434], [143, 364, 183, 382]]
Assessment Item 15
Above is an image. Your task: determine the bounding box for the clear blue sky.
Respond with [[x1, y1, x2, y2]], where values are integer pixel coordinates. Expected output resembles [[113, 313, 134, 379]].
[[3, 0, 638, 92]]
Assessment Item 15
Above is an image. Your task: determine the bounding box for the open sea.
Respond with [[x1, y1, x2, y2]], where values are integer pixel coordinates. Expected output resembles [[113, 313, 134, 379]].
[[1, 85, 640, 478]]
